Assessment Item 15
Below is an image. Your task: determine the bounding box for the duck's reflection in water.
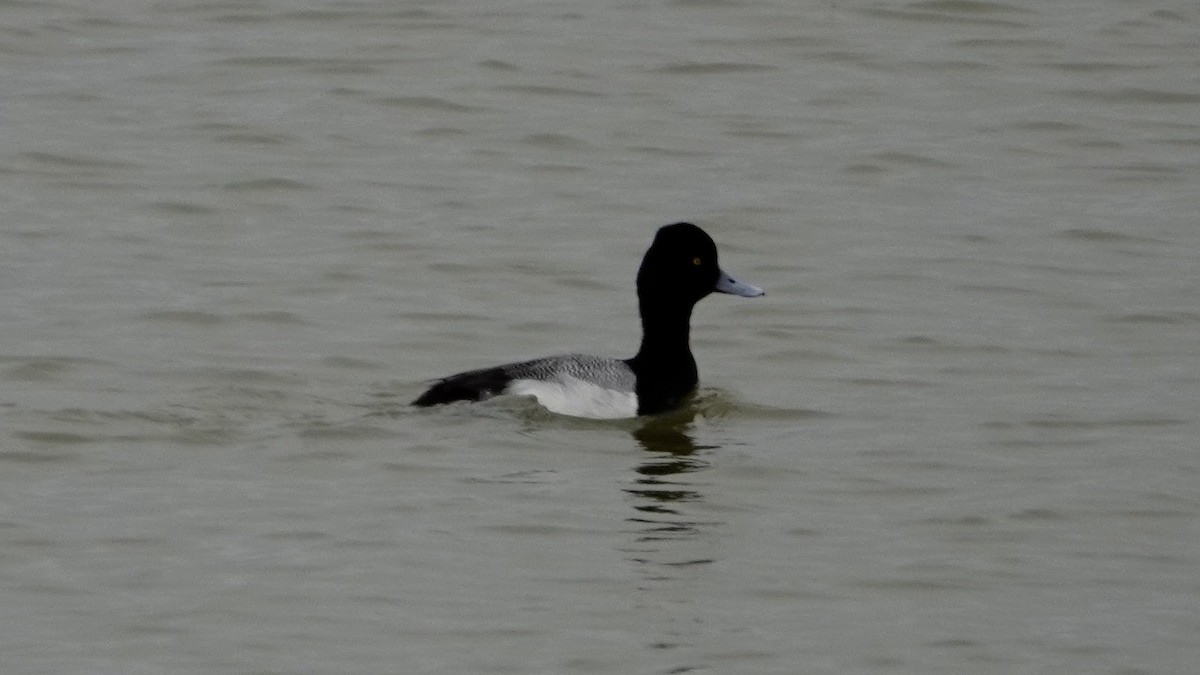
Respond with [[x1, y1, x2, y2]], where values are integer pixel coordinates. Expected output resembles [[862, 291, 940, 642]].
[[622, 412, 722, 576]]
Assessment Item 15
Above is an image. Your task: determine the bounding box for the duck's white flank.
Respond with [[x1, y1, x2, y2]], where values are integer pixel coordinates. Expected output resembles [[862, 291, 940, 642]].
[[506, 374, 638, 419]]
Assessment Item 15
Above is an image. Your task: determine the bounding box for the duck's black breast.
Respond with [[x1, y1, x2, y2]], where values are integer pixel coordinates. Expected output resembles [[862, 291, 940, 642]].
[[626, 351, 698, 416]]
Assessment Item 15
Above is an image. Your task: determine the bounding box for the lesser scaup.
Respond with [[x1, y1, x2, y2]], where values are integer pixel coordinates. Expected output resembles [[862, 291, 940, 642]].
[[413, 222, 763, 418]]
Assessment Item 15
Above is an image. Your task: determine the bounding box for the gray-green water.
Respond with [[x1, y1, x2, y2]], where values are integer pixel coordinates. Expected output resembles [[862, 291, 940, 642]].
[[3, 1, 1198, 673]]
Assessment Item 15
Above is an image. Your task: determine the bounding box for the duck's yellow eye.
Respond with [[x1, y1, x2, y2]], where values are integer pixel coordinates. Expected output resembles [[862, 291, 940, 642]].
[[692, 257, 702, 266]]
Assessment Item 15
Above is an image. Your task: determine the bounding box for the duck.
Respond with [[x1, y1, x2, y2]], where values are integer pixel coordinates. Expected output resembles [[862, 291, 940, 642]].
[[412, 222, 763, 418]]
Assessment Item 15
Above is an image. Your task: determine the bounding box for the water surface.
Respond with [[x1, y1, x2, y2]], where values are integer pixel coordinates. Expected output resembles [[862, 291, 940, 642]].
[[2, 1, 1198, 673]]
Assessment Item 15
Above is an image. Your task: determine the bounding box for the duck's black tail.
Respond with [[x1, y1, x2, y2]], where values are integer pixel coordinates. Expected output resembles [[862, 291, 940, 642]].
[[411, 367, 512, 406]]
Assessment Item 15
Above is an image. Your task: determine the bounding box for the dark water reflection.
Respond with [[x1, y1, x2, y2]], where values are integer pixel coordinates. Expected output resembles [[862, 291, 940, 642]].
[[622, 414, 721, 574]]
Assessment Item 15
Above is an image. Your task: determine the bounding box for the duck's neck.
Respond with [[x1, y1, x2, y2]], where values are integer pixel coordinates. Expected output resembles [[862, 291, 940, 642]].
[[630, 300, 696, 369], [628, 300, 699, 415]]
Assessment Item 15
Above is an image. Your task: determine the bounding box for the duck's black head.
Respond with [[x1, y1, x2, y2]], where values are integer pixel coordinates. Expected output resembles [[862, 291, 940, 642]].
[[636, 222, 763, 307]]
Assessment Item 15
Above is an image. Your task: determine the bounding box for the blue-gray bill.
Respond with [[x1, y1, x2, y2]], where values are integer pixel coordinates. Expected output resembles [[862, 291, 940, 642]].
[[715, 268, 765, 297]]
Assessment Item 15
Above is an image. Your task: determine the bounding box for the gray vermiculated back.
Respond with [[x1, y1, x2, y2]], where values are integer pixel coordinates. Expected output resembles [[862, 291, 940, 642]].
[[502, 354, 637, 392]]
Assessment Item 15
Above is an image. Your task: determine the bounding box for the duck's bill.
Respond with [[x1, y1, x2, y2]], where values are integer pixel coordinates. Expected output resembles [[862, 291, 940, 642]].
[[715, 268, 765, 297]]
